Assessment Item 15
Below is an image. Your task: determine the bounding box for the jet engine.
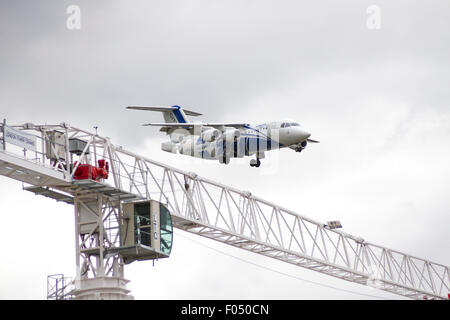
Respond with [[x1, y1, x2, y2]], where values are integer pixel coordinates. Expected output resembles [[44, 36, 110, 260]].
[[170, 132, 184, 143], [178, 139, 195, 156], [223, 129, 241, 143], [161, 141, 178, 154], [202, 128, 220, 142]]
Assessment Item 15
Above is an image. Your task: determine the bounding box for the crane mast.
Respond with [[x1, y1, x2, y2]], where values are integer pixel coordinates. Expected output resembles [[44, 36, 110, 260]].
[[0, 121, 448, 300]]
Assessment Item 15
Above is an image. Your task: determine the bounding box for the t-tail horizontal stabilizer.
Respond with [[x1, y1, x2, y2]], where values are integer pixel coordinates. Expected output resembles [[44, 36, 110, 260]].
[[127, 106, 203, 116], [127, 105, 203, 125]]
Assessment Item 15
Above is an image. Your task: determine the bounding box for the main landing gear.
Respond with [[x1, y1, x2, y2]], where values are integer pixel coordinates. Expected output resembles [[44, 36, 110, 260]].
[[250, 158, 261, 167], [219, 154, 230, 165], [250, 152, 264, 167]]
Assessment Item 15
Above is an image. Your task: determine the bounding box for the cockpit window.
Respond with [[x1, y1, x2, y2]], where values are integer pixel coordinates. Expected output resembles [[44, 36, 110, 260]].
[[281, 122, 300, 128]]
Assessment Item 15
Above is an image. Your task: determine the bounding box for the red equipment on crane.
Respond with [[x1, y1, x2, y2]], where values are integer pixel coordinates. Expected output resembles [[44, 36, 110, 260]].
[[73, 159, 109, 181]]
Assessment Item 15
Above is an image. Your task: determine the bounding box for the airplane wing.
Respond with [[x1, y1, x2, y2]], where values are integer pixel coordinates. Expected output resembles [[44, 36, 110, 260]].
[[142, 123, 250, 129], [307, 138, 320, 143]]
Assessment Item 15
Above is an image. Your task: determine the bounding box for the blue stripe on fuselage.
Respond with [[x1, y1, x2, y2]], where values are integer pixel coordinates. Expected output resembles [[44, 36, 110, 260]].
[[242, 125, 283, 147], [214, 135, 282, 156], [190, 125, 285, 158]]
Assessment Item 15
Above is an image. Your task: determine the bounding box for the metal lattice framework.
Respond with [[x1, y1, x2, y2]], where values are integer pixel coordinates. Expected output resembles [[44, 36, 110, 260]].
[[47, 274, 74, 300], [0, 122, 449, 300]]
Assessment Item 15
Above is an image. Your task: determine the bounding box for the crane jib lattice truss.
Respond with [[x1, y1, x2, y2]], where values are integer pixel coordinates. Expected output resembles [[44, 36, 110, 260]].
[[0, 121, 448, 300]]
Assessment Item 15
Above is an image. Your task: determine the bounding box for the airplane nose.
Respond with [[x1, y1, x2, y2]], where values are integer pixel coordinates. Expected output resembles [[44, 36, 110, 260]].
[[295, 127, 311, 141]]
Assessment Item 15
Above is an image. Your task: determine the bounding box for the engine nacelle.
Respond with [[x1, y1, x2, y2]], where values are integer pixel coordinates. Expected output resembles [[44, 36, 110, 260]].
[[223, 129, 241, 143], [170, 132, 184, 143], [161, 141, 178, 154], [178, 139, 195, 156], [202, 128, 220, 142]]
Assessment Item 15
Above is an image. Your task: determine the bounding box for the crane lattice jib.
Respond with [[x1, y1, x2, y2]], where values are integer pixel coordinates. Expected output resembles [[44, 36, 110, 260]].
[[0, 122, 448, 300]]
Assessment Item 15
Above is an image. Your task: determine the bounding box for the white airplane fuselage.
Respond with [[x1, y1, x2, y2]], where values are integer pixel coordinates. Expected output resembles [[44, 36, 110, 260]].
[[168, 121, 311, 164]]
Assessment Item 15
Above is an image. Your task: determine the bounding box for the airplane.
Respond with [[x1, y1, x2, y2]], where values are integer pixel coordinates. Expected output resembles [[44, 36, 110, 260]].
[[127, 105, 319, 167]]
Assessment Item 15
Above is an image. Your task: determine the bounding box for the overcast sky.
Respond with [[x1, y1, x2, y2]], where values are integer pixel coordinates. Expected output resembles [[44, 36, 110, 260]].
[[0, 0, 449, 300]]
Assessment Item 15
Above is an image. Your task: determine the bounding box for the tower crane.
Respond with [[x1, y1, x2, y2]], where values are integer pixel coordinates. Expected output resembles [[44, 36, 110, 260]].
[[0, 121, 448, 300]]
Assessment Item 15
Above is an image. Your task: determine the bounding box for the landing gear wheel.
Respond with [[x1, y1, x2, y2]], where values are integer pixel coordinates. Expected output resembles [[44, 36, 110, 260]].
[[250, 159, 261, 167]]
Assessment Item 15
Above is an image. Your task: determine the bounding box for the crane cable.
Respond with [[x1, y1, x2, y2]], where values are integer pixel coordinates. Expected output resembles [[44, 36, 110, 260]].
[[174, 230, 393, 300]]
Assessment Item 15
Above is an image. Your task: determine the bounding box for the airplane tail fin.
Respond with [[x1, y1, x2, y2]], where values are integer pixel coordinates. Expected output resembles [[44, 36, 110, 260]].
[[126, 105, 202, 124]]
